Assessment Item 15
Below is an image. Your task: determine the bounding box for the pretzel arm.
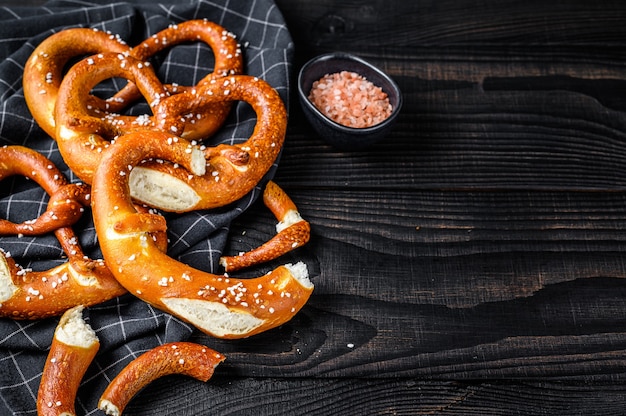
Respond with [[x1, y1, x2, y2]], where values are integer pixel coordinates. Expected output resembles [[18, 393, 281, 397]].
[[131, 19, 243, 79], [37, 306, 99, 416], [23, 27, 133, 138], [99, 342, 224, 416], [0, 184, 88, 236], [0, 146, 66, 190], [220, 181, 311, 272], [0, 146, 90, 235]]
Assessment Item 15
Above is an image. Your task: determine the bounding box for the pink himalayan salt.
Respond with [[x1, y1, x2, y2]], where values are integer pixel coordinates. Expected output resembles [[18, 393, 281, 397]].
[[308, 71, 393, 128]]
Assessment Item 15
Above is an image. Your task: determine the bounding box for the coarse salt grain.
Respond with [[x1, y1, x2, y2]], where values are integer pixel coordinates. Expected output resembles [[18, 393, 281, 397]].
[[308, 71, 392, 128]]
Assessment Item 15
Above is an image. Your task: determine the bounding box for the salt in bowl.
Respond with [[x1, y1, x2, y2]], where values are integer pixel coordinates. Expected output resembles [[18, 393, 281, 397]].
[[297, 52, 402, 150]]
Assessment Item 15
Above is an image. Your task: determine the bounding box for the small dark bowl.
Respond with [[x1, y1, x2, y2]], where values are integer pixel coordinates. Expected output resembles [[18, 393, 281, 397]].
[[297, 52, 402, 151]]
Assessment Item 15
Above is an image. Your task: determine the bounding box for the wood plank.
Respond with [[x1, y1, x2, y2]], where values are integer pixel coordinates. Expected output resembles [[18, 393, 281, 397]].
[[201, 189, 626, 380], [278, 0, 626, 193], [124, 377, 626, 416], [278, 0, 626, 51]]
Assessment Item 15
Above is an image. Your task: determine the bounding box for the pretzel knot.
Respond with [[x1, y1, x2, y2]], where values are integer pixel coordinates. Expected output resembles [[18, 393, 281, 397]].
[[0, 146, 127, 319], [54, 48, 286, 212], [24, 19, 243, 142]]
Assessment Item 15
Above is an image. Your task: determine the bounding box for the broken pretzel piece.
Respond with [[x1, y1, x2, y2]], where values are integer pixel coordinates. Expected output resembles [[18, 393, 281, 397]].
[[37, 305, 99, 416], [220, 180, 311, 272], [99, 342, 225, 416]]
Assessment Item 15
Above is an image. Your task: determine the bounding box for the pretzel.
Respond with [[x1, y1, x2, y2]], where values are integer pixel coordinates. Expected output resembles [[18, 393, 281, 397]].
[[37, 305, 99, 416], [99, 342, 224, 416], [131, 19, 244, 95], [128, 73, 287, 212], [24, 19, 243, 140], [91, 131, 313, 338], [0, 146, 127, 319], [0, 145, 89, 235], [220, 180, 311, 272], [55, 49, 286, 212], [23, 27, 132, 139], [127, 19, 244, 142]]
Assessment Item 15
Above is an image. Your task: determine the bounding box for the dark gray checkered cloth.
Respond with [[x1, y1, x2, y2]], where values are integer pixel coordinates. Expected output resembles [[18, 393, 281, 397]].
[[0, 0, 293, 413]]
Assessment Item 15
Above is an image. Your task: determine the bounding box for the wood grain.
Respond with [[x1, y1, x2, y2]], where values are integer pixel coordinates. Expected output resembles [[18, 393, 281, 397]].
[[12, 0, 626, 413], [124, 377, 626, 416], [203, 189, 626, 381], [197, 0, 626, 412]]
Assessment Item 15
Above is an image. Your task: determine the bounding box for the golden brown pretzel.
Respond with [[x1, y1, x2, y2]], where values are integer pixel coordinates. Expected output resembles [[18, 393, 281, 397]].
[[132, 74, 288, 212], [130, 19, 244, 91], [0, 146, 127, 319], [37, 305, 99, 416], [55, 51, 286, 212], [53, 52, 172, 182], [91, 131, 313, 338], [220, 181, 311, 272], [23, 27, 133, 139], [24, 19, 243, 140], [99, 342, 224, 416], [0, 146, 89, 235]]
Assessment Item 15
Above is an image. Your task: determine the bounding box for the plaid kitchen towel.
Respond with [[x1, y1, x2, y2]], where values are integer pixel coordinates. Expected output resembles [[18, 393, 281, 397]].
[[0, 0, 293, 413]]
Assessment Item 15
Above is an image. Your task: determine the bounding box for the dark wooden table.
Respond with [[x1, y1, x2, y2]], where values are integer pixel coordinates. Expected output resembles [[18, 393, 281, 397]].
[[10, 0, 626, 414]]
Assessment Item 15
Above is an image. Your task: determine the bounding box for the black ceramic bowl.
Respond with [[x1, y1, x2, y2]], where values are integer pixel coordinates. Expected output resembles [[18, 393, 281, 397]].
[[297, 52, 402, 150]]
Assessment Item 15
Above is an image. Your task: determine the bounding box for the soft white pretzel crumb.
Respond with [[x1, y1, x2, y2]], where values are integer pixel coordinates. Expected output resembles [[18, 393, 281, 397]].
[[161, 298, 264, 337], [98, 399, 120, 416], [0, 254, 18, 302], [129, 167, 201, 211], [276, 210, 303, 233], [285, 262, 312, 289], [54, 305, 98, 348]]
